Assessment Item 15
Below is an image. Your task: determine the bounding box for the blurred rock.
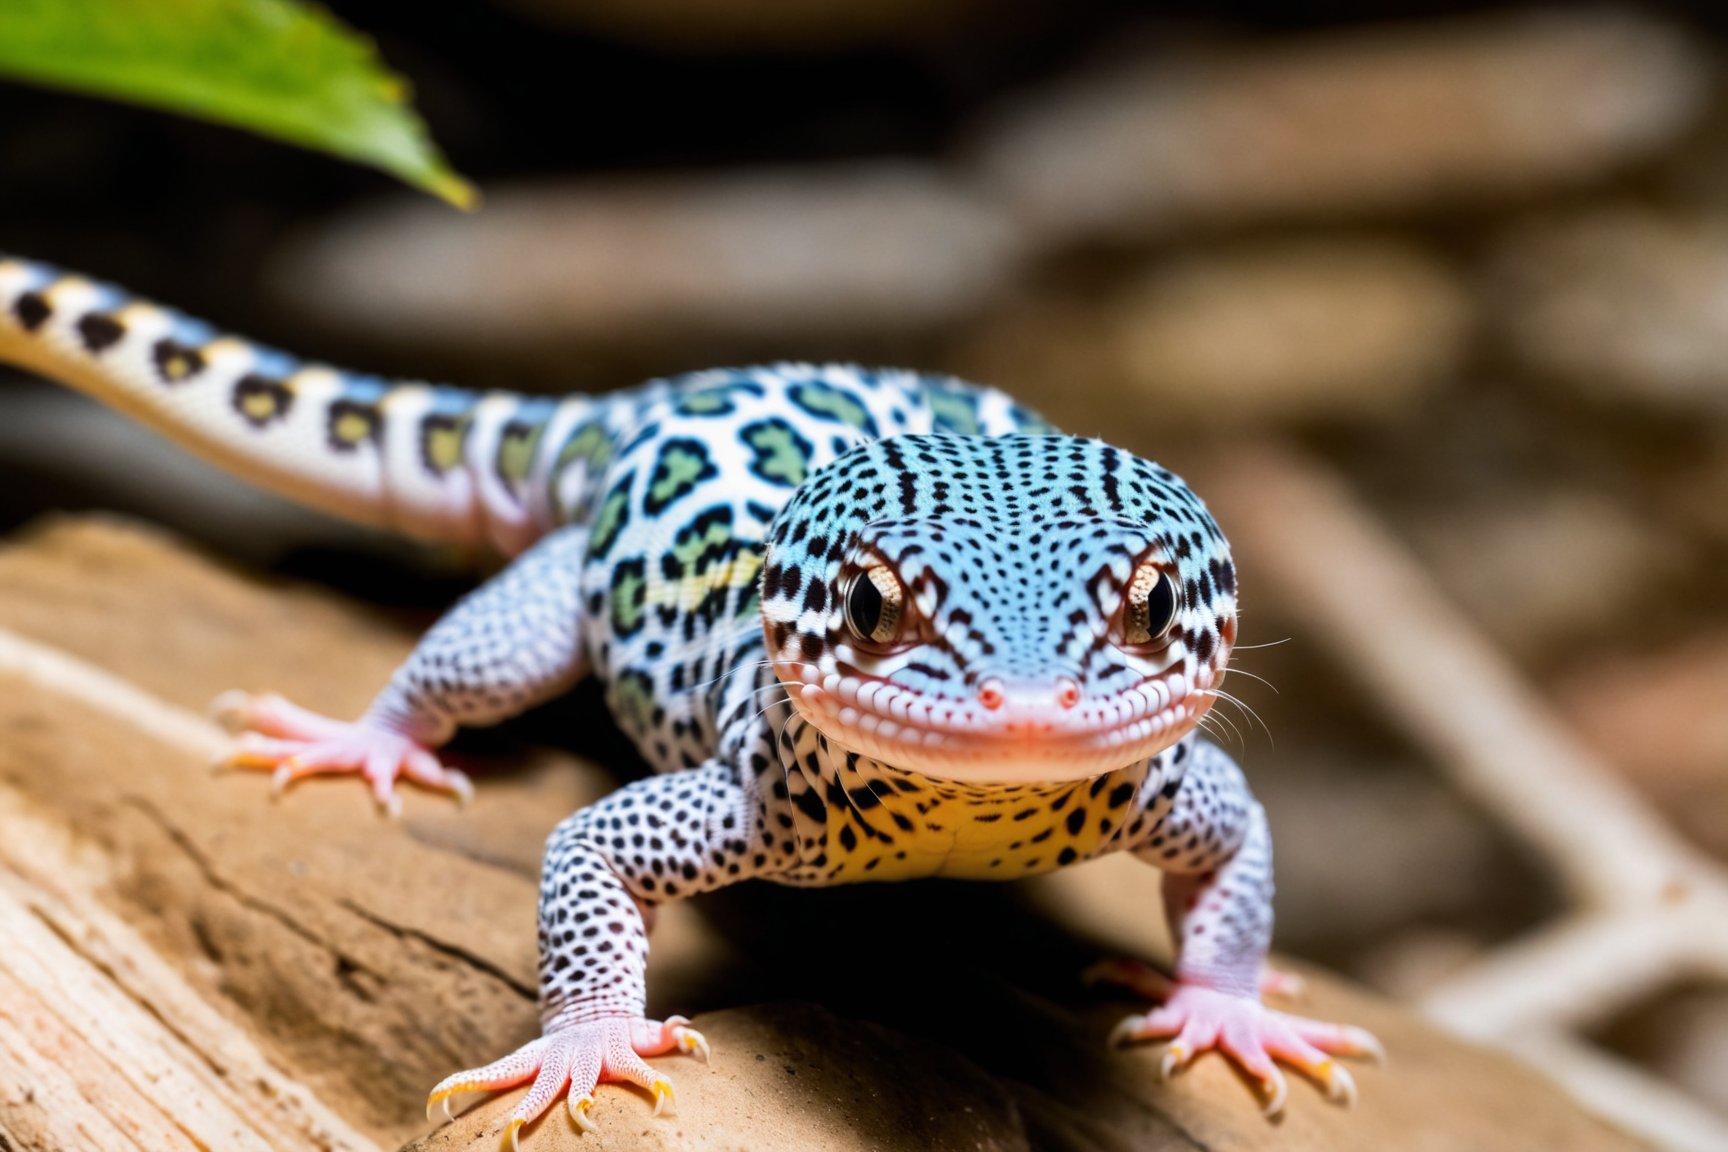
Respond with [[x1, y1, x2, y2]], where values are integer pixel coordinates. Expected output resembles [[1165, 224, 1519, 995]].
[[499, 0, 978, 51], [1494, 208, 1728, 410], [269, 165, 1018, 374], [973, 10, 1707, 247], [1554, 632, 1728, 859], [1402, 488, 1693, 663], [953, 239, 1468, 428]]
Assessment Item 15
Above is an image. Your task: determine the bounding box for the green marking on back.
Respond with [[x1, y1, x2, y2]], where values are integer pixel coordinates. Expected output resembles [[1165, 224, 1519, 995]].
[[556, 421, 613, 472], [1010, 404, 1059, 435], [588, 474, 633, 556], [676, 389, 732, 415], [742, 418, 814, 487], [790, 381, 877, 434], [926, 387, 983, 435], [670, 510, 735, 573], [609, 557, 648, 637], [549, 419, 615, 516], [611, 669, 656, 736], [646, 438, 718, 514]]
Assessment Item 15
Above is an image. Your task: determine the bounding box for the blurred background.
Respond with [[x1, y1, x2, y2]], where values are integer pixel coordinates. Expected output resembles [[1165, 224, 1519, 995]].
[[1, 2, 1726, 1148]]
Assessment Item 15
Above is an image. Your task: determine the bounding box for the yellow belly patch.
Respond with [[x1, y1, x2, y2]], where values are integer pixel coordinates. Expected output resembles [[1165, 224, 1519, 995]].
[[816, 756, 1151, 883]]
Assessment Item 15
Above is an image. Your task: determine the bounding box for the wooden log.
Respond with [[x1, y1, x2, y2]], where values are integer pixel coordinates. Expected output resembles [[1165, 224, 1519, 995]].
[[0, 515, 1657, 1151]]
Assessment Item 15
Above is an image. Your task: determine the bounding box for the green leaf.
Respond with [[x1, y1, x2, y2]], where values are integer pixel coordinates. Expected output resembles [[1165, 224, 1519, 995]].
[[0, 0, 476, 209]]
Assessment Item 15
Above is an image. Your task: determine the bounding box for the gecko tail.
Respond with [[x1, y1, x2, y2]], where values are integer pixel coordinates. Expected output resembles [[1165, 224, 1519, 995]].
[[0, 255, 608, 555]]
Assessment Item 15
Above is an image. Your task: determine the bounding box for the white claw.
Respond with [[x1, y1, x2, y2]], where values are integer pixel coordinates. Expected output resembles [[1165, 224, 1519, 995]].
[[209, 689, 250, 730], [652, 1078, 675, 1117], [1327, 1064, 1358, 1108], [1107, 1014, 1143, 1049], [1159, 1044, 1187, 1081], [449, 768, 476, 807], [568, 1093, 598, 1134], [270, 764, 292, 798], [507, 1117, 524, 1152], [679, 1030, 712, 1064], [1352, 1027, 1388, 1067], [1261, 1068, 1290, 1118]]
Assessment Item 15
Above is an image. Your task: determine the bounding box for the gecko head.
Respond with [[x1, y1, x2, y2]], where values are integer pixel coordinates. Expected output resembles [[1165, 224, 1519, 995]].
[[759, 434, 1237, 785]]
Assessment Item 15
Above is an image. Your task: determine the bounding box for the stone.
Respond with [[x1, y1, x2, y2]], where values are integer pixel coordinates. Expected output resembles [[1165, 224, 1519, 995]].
[[268, 164, 1018, 373], [0, 515, 1653, 1152], [951, 239, 1468, 427], [972, 10, 1707, 247], [1493, 208, 1728, 410]]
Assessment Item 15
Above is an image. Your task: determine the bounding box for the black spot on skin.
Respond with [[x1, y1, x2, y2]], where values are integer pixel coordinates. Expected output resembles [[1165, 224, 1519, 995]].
[[791, 785, 827, 827], [1057, 846, 1079, 866], [327, 399, 382, 451], [77, 313, 125, 352], [1194, 630, 1216, 662], [231, 374, 294, 428], [12, 292, 50, 331], [152, 338, 206, 382]]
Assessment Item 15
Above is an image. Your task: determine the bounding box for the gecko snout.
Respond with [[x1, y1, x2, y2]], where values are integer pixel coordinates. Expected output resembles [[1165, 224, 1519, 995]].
[[976, 675, 1083, 713]]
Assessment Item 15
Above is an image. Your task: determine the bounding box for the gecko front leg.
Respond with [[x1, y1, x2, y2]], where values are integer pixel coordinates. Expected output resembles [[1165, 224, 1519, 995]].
[[217, 523, 591, 814], [428, 758, 767, 1143], [1105, 740, 1383, 1115]]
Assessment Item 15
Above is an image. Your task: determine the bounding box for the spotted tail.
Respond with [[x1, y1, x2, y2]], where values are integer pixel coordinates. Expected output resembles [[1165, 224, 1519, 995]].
[[0, 256, 624, 554]]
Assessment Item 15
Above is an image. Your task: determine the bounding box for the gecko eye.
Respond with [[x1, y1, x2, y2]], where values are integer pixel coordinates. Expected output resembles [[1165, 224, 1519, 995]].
[[845, 564, 905, 647], [1121, 563, 1180, 647]]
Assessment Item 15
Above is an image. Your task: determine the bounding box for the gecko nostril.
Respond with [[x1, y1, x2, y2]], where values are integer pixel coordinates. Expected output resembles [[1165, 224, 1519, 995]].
[[1056, 677, 1081, 710], [977, 678, 1006, 710]]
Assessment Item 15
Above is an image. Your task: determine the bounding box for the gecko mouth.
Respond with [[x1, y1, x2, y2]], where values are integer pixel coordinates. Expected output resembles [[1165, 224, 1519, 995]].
[[783, 667, 1210, 784]]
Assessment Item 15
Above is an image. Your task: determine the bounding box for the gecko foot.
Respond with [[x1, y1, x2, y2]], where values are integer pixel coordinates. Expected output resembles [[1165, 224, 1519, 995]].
[[1108, 982, 1383, 1117], [211, 691, 472, 816], [427, 1015, 709, 1146]]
